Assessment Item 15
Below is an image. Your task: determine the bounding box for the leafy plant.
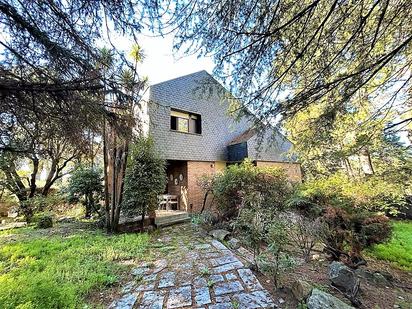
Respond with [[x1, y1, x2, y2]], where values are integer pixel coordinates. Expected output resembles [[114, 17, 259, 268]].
[[66, 166, 103, 218], [122, 137, 166, 228], [35, 214, 53, 229], [211, 159, 291, 221], [257, 219, 296, 288]]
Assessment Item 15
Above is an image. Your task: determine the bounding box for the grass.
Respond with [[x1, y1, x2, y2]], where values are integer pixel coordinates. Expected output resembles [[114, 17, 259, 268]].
[[368, 220, 412, 270], [0, 224, 150, 309]]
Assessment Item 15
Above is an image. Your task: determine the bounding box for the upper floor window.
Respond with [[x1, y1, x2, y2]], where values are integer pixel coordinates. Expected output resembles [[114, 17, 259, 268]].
[[170, 109, 202, 134]]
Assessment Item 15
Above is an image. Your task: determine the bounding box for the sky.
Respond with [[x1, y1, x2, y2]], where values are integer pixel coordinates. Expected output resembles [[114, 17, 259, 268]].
[[131, 33, 215, 85]]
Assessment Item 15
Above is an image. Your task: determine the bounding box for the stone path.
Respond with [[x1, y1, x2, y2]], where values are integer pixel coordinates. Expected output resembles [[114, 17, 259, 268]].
[[110, 224, 276, 309]]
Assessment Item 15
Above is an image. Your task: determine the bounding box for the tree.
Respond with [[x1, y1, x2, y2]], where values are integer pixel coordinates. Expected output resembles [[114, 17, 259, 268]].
[[122, 137, 166, 229], [166, 0, 412, 134], [0, 108, 89, 220], [66, 167, 104, 218]]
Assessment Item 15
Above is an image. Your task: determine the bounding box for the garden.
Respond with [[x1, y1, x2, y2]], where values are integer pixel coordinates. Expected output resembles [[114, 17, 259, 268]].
[[1, 1, 412, 308]]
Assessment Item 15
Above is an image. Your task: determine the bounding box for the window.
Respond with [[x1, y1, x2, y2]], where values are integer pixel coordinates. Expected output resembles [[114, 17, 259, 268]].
[[170, 109, 201, 134]]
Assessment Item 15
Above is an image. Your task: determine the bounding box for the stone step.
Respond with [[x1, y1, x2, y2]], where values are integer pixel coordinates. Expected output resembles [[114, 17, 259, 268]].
[[156, 213, 189, 223], [155, 215, 190, 227]]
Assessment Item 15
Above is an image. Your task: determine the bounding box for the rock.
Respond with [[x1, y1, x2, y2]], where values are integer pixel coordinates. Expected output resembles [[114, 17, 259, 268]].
[[209, 229, 230, 241], [329, 261, 360, 297], [227, 238, 241, 249], [372, 272, 391, 287], [355, 268, 391, 287], [291, 279, 313, 301], [307, 288, 355, 309]]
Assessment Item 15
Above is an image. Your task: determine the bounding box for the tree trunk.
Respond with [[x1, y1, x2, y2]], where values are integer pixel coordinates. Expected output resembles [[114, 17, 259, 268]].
[[28, 157, 39, 198], [103, 120, 111, 231], [42, 160, 57, 196]]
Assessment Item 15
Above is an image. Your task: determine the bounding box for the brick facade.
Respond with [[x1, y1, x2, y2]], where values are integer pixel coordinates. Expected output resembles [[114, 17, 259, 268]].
[[255, 161, 302, 182], [187, 161, 217, 213]]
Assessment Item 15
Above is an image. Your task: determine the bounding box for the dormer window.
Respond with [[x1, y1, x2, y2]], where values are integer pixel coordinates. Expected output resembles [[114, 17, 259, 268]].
[[170, 109, 201, 134]]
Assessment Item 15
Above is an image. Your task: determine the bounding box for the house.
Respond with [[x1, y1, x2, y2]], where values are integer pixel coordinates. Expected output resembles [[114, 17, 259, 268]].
[[141, 70, 301, 213]]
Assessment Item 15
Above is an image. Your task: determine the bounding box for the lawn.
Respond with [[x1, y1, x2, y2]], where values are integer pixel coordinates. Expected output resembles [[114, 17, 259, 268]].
[[0, 224, 151, 309], [368, 220, 412, 270]]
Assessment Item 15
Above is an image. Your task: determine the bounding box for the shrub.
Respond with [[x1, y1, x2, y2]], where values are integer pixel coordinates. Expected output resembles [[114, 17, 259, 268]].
[[66, 166, 103, 218], [283, 212, 322, 262], [36, 214, 53, 229], [257, 219, 297, 287], [288, 176, 393, 267], [211, 159, 292, 221], [122, 137, 166, 225], [290, 173, 407, 215]]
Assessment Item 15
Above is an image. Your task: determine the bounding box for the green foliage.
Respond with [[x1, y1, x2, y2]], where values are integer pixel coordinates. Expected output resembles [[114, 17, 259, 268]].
[[290, 173, 407, 216], [368, 220, 412, 270], [191, 211, 216, 226], [29, 194, 66, 214], [0, 227, 150, 308], [257, 220, 296, 287], [35, 214, 53, 229], [122, 137, 166, 216], [66, 166, 103, 218], [289, 175, 394, 266], [211, 159, 292, 221]]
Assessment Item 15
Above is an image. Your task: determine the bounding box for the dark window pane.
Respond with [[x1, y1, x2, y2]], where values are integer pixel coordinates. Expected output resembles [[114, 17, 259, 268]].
[[171, 116, 177, 130], [196, 115, 202, 134]]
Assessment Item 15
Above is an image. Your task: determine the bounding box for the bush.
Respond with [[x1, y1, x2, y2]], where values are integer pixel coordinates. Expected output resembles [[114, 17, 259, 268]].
[[282, 212, 322, 262], [288, 175, 393, 267], [66, 166, 103, 218], [290, 173, 407, 216], [122, 137, 166, 222], [210, 159, 292, 221], [36, 214, 53, 229]]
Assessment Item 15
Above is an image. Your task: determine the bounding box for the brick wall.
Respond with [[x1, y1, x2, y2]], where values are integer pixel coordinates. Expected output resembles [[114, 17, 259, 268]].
[[255, 161, 303, 182], [187, 161, 217, 213]]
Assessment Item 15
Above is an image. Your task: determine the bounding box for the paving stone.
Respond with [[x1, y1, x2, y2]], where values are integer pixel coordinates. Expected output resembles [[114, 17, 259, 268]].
[[152, 259, 168, 273], [178, 271, 193, 286], [209, 303, 234, 309], [193, 276, 208, 288], [214, 280, 244, 296], [209, 274, 225, 284], [131, 266, 150, 277], [195, 287, 212, 306], [203, 251, 221, 258], [109, 293, 138, 309], [158, 271, 176, 288], [136, 282, 155, 291], [140, 290, 165, 309], [180, 262, 192, 270], [143, 273, 158, 282], [195, 243, 212, 250], [212, 261, 244, 274], [216, 295, 232, 302], [211, 255, 242, 267], [167, 285, 192, 308], [211, 239, 228, 250], [121, 281, 135, 294], [186, 251, 200, 260], [233, 290, 275, 309], [225, 273, 238, 281], [237, 269, 263, 291]]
